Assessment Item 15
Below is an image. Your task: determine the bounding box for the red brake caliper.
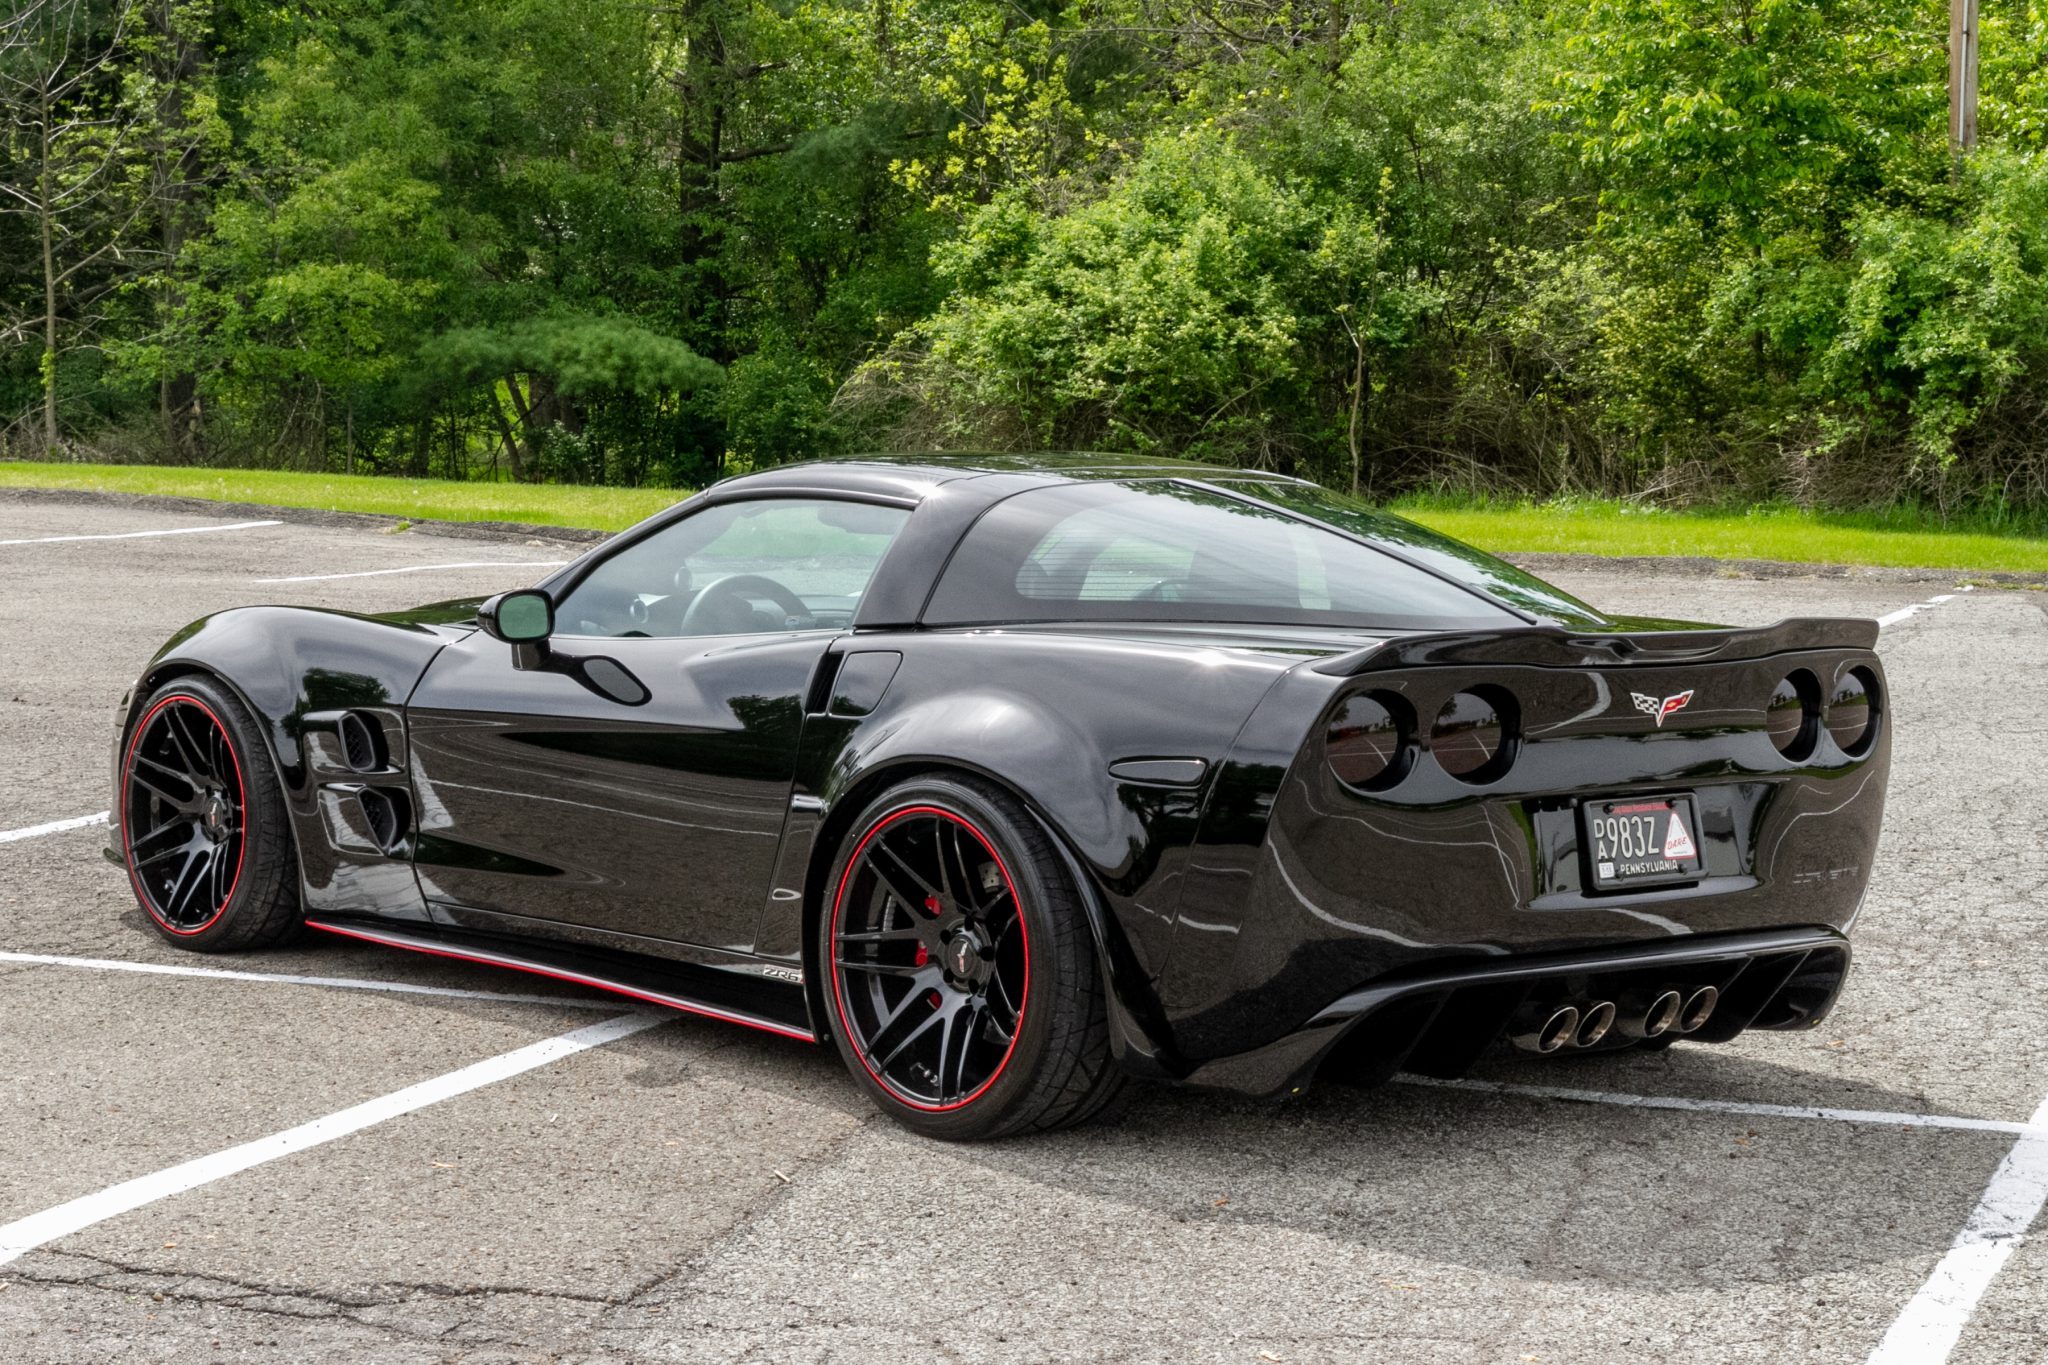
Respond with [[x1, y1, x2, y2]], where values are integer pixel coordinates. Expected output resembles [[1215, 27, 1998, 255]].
[[914, 894, 940, 967]]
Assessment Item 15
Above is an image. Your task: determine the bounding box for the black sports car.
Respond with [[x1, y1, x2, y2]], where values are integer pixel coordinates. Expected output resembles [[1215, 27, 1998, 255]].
[[110, 457, 1890, 1139]]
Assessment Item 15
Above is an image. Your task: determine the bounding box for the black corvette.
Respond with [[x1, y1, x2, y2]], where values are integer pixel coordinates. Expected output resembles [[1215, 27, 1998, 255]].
[[110, 457, 1890, 1139]]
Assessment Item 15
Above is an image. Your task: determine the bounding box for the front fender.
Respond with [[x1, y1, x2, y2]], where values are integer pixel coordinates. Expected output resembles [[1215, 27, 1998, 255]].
[[117, 606, 457, 917]]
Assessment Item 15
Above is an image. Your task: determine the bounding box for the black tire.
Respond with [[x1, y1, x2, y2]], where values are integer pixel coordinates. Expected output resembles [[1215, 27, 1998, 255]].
[[818, 774, 1125, 1141], [118, 675, 301, 952]]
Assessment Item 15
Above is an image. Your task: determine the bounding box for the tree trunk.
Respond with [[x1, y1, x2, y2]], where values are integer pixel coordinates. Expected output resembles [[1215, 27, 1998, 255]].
[[532, 370, 578, 433], [161, 373, 199, 458], [312, 379, 326, 470], [502, 372, 539, 474], [153, 0, 205, 460], [487, 388, 526, 480], [504, 372, 535, 429], [1347, 327, 1369, 498], [671, 1, 734, 361], [39, 97, 59, 454]]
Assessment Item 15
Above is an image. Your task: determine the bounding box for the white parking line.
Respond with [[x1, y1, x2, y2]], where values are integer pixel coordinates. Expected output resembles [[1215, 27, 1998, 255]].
[[1401, 1075, 2048, 1139], [1877, 586, 1972, 629], [0, 950, 619, 1011], [1409, 1072, 2048, 1360], [0, 520, 280, 547], [255, 560, 566, 584], [1865, 1094, 2048, 1364], [0, 811, 108, 845], [0, 1009, 666, 1267]]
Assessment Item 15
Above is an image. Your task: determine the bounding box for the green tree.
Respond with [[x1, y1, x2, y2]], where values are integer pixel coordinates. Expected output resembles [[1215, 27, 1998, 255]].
[[0, 0, 152, 452], [1546, 0, 1951, 473]]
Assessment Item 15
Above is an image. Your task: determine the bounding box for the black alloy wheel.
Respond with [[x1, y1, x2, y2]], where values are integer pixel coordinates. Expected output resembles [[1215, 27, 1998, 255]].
[[822, 775, 1124, 1140], [831, 805, 1029, 1111], [120, 678, 300, 950], [123, 695, 245, 933]]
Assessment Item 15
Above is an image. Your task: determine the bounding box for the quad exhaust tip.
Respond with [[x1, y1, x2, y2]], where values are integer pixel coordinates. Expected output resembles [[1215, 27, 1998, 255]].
[[1513, 987, 1713, 1055], [1677, 985, 1719, 1034], [1513, 1005, 1581, 1055], [1618, 989, 1685, 1040], [1575, 1000, 1617, 1048]]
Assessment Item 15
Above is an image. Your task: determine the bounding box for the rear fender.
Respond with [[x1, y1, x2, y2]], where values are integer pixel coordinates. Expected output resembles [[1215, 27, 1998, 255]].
[[771, 682, 1226, 1077]]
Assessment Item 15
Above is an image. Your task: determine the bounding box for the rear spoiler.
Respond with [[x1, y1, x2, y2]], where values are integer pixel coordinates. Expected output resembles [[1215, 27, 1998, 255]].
[[1311, 617, 1881, 676]]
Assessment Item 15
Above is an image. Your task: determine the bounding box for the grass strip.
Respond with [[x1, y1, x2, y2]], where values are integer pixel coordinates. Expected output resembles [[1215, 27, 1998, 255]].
[[1392, 497, 2048, 574], [0, 462, 682, 531], [6, 462, 2048, 571]]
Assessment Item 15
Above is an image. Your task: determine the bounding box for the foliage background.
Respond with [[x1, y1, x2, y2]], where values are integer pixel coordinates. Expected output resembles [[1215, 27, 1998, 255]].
[[6, 0, 2048, 517]]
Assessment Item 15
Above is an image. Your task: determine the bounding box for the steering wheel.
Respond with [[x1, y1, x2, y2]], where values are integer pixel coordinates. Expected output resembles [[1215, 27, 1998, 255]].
[[678, 573, 813, 635]]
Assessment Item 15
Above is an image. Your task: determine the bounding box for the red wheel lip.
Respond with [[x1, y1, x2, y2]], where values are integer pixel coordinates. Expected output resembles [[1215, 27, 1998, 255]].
[[121, 693, 248, 937], [828, 803, 1031, 1114]]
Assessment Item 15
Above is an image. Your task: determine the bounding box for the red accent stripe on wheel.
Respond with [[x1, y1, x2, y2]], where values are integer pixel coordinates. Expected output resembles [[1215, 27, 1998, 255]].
[[121, 694, 247, 937], [828, 804, 1030, 1114]]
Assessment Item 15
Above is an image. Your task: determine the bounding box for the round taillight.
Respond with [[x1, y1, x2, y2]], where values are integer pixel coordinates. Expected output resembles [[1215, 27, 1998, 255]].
[[1827, 666, 1879, 756], [1327, 692, 1411, 791], [1432, 688, 1517, 782], [1766, 670, 1820, 761]]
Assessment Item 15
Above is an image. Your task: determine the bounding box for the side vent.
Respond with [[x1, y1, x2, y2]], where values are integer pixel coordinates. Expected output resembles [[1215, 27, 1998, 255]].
[[338, 711, 387, 773], [357, 787, 412, 855], [805, 651, 846, 715]]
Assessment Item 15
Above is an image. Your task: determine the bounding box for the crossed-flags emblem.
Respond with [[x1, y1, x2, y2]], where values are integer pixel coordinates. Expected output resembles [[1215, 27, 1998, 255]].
[[1630, 690, 1695, 727]]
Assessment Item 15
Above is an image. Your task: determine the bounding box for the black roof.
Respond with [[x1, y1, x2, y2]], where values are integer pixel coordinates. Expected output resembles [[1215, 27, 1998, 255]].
[[536, 451, 1617, 630], [712, 454, 1311, 504]]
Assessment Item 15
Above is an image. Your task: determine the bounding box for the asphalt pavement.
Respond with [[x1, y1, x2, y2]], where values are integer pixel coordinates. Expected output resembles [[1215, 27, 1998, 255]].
[[0, 493, 2041, 1363]]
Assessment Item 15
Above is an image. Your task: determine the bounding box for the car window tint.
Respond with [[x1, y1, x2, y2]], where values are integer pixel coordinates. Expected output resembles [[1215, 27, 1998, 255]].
[[1027, 518, 1194, 600], [556, 498, 909, 638], [1237, 480, 1610, 627], [927, 481, 1519, 630]]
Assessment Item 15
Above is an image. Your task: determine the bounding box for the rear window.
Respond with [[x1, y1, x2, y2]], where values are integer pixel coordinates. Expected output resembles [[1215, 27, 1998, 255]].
[[1241, 480, 1608, 628], [922, 482, 1522, 630]]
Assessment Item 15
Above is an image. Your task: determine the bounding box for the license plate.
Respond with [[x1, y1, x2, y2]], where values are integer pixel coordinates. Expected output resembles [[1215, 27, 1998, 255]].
[[1582, 796, 1704, 890]]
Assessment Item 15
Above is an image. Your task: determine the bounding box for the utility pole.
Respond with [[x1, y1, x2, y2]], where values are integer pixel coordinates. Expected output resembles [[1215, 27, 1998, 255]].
[[1950, 0, 1980, 151]]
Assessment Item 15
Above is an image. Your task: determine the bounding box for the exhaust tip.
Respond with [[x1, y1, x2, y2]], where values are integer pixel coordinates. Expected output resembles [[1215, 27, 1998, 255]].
[[1614, 989, 1685, 1040], [1575, 1000, 1617, 1048], [1511, 1005, 1582, 1054], [1537, 1006, 1580, 1053], [1678, 985, 1719, 1033]]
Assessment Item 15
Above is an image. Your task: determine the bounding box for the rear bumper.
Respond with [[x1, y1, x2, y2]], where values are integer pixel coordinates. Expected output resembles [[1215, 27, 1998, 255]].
[[1150, 638, 1889, 1074], [1176, 926, 1849, 1100]]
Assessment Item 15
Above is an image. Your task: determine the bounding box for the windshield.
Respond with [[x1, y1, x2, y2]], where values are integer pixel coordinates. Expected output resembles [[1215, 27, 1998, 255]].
[[923, 481, 1525, 631]]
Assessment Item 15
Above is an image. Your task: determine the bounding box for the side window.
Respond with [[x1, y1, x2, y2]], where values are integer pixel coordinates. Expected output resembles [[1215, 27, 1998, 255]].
[[555, 498, 910, 639]]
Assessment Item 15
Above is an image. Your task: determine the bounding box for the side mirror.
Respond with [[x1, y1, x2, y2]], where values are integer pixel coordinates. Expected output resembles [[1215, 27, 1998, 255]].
[[478, 590, 554, 669]]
